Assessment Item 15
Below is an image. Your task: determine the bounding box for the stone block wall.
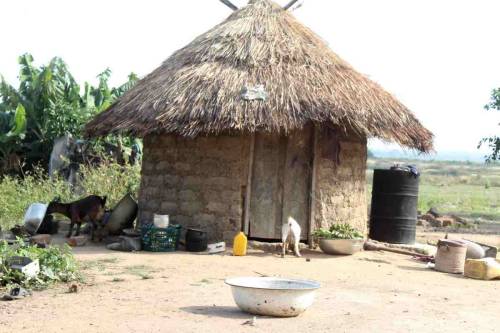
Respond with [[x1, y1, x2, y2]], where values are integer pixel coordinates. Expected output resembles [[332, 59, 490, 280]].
[[139, 134, 250, 243], [313, 131, 368, 234]]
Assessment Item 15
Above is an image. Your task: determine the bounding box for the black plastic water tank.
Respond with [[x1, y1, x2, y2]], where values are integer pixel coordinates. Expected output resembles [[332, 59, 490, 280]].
[[369, 169, 419, 244]]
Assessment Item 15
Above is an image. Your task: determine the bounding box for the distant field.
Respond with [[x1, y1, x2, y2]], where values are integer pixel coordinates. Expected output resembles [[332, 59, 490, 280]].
[[367, 158, 500, 222]]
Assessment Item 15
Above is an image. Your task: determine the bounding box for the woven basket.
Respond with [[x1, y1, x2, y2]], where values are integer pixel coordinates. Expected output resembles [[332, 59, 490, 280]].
[[435, 240, 467, 274]]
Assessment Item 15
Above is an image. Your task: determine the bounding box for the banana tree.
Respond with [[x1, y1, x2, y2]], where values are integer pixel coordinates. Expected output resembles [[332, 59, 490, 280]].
[[0, 104, 27, 171], [90, 69, 138, 112], [0, 53, 139, 172]]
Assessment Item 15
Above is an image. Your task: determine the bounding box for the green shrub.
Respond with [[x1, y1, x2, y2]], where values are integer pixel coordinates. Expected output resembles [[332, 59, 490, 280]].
[[78, 161, 141, 207], [0, 239, 80, 289], [0, 161, 140, 230]]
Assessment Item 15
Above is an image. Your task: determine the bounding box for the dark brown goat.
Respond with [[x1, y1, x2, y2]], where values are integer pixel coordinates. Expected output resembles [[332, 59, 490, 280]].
[[47, 195, 107, 240]]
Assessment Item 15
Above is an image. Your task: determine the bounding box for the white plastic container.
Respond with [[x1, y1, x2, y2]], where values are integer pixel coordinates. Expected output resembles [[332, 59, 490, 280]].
[[153, 214, 170, 228], [208, 242, 226, 254], [9, 257, 40, 279], [23, 203, 48, 235]]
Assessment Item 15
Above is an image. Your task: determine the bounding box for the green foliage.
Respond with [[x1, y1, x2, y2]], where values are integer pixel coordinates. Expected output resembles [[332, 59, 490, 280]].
[[90, 70, 138, 113], [0, 104, 26, 142], [0, 239, 79, 289], [0, 53, 138, 172], [485, 88, 500, 111], [313, 224, 364, 240], [479, 136, 500, 163], [0, 104, 27, 172], [78, 161, 141, 206], [480, 88, 500, 162], [0, 161, 140, 230], [0, 168, 73, 230]]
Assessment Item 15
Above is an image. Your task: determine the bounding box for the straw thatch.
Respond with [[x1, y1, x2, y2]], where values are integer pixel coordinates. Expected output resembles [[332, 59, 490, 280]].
[[85, 0, 433, 152]]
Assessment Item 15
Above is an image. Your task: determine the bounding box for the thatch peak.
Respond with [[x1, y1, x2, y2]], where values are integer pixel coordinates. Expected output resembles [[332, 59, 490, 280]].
[[85, 0, 433, 152]]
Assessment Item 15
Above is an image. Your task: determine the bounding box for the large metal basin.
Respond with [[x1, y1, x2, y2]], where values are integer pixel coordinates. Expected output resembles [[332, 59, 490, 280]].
[[24, 203, 48, 235], [225, 277, 320, 317], [319, 239, 364, 255], [107, 194, 138, 235]]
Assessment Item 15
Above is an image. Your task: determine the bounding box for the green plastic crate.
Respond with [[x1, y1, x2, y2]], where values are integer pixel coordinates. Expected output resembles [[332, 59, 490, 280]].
[[141, 224, 181, 252]]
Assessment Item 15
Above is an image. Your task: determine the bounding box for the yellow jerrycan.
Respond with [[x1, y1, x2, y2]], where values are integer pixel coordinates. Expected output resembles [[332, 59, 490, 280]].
[[464, 258, 500, 280], [233, 232, 248, 256]]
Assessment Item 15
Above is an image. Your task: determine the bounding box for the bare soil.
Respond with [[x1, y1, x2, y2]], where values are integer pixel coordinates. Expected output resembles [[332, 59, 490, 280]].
[[0, 232, 499, 333]]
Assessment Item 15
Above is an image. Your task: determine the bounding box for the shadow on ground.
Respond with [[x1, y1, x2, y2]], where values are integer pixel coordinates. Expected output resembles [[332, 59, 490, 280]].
[[180, 306, 256, 320]]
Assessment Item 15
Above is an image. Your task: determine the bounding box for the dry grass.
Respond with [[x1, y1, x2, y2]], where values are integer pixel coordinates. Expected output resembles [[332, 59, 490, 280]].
[[86, 0, 432, 152]]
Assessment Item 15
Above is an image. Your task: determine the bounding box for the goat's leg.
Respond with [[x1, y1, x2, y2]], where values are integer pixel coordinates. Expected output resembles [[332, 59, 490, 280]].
[[90, 222, 96, 242], [74, 223, 81, 237], [293, 237, 301, 257], [282, 239, 288, 258], [67, 210, 80, 238], [66, 221, 74, 238]]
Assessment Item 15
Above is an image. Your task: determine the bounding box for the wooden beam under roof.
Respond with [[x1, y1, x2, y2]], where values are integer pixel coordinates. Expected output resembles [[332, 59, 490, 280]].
[[219, 0, 238, 11], [283, 0, 300, 10]]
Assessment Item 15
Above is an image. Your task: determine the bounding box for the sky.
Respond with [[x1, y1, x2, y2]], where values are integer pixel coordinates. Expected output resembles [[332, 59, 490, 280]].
[[1, 0, 499, 157]]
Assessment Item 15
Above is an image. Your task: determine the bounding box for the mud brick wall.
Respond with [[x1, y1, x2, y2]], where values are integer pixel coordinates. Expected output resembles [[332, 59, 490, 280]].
[[139, 135, 250, 243], [138, 130, 368, 243], [313, 132, 368, 234]]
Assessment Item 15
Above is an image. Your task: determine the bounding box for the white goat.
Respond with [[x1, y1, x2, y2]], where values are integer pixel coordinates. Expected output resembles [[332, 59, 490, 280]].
[[281, 216, 301, 258]]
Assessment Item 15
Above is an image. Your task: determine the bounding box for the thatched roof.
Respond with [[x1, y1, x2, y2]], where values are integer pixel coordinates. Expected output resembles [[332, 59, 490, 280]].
[[85, 0, 433, 152]]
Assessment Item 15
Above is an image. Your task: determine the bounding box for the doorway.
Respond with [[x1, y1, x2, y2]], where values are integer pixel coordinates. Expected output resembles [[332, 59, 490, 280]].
[[248, 127, 313, 241]]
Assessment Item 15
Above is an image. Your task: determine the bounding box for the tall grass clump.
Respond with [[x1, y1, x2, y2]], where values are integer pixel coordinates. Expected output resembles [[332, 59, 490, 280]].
[[78, 162, 141, 207], [0, 161, 140, 230]]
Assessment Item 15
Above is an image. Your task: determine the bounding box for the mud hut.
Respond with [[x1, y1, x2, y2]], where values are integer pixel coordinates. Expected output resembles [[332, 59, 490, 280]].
[[85, 0, 433, 244]]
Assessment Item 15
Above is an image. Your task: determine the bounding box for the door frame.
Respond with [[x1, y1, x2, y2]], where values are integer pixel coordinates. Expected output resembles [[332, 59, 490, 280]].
[[243, 134, 255, 235]]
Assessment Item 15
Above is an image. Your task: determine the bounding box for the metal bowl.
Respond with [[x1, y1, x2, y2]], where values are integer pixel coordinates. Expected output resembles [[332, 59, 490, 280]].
[[225, 277, 320, 317], [319, 239, 364, 255]]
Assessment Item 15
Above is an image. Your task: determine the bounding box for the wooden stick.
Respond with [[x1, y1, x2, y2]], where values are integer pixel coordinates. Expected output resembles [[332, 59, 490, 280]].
[[364, 241, 424, 257], [243, 134, 256, 235], [283, 0, 300, 10], [307, 126, 319, 248], [219, 0, 238, 11], [277, 135, 288, 238]]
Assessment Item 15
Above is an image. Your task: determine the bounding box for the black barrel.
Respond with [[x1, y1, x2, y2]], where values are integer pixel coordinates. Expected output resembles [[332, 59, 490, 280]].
[[185, 229, 208, 252], [369, 169, 419, 244]]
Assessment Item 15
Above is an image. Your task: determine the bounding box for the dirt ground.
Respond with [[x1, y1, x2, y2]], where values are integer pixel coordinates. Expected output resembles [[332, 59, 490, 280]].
[[0, 232, 499, 333]]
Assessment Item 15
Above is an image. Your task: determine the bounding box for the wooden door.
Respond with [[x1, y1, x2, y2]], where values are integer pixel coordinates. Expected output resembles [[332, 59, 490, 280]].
[[248, 128, 312, 240], [281, 127, 313, 240]]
